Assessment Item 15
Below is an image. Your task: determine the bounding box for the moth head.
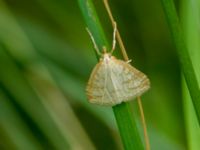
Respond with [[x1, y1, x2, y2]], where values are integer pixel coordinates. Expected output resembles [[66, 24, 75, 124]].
[[102, 46, 107, 54], [99, 46, 114, 62]]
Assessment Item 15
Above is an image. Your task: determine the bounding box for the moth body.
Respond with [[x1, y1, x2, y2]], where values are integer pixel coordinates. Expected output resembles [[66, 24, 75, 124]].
[[86, 53, 150, 106], [86, 23, 150, 106]]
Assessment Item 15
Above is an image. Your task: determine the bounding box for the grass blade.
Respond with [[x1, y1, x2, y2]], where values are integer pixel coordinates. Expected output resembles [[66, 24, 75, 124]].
[[78, 0, 144, 149], [0, 89, 43, 150], [181, 0, 200, 149], [160, 0, 200, 123], [113, 103, 144, 150], [0, 46, 70, 150], [27, 65, 96, 150]]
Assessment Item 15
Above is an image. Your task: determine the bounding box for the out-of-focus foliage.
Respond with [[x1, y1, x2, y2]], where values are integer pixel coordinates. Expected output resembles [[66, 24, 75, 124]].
[[0, 0, 199, 149], [181, 0, 200, 149]]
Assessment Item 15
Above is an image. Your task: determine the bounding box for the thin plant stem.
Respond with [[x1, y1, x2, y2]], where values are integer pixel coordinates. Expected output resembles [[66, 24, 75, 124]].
[[103, 0, 129, 61], [103, 0, 150, 150], [137, 97, 150, 150]]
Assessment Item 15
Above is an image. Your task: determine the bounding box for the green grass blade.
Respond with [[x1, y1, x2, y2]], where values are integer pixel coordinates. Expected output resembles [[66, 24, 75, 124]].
[[0, 1, 99, 148], [181, 0, 200, 149], [26, 65, 96, 150], [0, 47, 70, 150], [77, 0, 108, 51], [182, 79, 200, 150], [0, 89, 43, 150], [78, 0, 144, 149], [0, 2, 104, 149], [160, 0, 200, 123], [113, 103, 144, 150]]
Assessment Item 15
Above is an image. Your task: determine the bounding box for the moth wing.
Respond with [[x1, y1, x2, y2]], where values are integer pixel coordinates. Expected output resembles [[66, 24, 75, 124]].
[[86, 57, 150, 106], [110, 58, 150, 102], [86, 61, 116, 106]]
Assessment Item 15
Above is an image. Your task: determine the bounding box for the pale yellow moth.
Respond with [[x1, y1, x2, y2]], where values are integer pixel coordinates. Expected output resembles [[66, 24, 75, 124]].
[[86, 22, 150, 106]]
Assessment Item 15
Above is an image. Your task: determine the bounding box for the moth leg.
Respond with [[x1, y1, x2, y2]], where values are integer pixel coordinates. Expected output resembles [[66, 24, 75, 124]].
[[86, 28, 101, 55], [111, 21, 117, 54], [126, 59, 132, 63]]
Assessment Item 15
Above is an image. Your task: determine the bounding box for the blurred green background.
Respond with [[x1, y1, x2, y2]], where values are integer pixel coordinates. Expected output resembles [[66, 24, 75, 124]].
[[0, 0, 199, 149]]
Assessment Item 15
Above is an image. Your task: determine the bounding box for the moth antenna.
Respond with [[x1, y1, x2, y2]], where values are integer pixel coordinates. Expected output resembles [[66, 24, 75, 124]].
[[86, 28, 101, 55], [111, 21, 117, 54]]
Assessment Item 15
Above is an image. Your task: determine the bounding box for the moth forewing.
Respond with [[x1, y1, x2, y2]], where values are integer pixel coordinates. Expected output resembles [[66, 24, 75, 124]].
[[113, 59, 150, 102], [86, 54, 150, 106], [86, 56, 116, 106]]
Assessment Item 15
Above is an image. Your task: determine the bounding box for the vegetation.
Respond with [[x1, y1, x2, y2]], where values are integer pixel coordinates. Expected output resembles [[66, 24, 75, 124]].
[[0, 0, 199, 149]]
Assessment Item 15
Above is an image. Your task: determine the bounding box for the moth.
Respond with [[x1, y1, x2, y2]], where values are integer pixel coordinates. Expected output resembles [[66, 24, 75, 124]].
[[86, 22, 150, 106]]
